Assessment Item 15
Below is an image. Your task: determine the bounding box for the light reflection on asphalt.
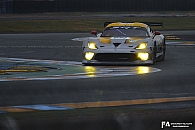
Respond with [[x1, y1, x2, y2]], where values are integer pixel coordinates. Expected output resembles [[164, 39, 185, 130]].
[[0, 57, 161, 82]]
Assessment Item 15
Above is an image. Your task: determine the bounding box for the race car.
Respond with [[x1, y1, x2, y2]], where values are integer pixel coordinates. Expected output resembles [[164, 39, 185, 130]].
[[82, 22, 165, 65]]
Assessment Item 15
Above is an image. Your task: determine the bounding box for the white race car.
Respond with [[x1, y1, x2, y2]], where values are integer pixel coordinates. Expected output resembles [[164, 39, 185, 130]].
[[82, 22, 165, 65]]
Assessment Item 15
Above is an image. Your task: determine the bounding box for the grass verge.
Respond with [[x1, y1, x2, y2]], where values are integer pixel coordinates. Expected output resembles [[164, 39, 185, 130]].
[[1, 14, 195, 33]]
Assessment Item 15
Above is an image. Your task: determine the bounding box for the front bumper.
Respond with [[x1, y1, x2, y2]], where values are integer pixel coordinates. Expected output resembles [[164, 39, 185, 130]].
[[82, 49, 154, 65], [82, 59, 153, 65]]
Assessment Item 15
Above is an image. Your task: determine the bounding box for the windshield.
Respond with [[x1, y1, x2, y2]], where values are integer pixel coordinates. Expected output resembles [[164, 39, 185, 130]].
[[101, 26, 149, 37]]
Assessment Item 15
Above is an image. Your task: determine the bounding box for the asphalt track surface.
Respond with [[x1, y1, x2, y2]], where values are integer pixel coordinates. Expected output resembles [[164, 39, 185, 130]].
[[0, 31, 195, 130]]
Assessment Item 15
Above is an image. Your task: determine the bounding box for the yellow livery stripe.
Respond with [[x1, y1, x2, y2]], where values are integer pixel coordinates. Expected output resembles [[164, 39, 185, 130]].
[[99, 37, 111, 44], [106, 22, 148, 28]]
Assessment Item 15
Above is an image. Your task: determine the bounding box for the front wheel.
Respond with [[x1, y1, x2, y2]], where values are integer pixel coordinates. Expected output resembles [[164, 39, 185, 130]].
[[159, 49, 166, 61], [158, 39, 166, 61], [152, 43, 157, 65]]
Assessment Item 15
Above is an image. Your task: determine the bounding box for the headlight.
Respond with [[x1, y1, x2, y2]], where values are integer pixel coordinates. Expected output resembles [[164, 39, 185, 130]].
[[138, 53, 149, 61], [88, 42, 97, 50], [85, 52, 94, 60], [136, 42, 147, 49]]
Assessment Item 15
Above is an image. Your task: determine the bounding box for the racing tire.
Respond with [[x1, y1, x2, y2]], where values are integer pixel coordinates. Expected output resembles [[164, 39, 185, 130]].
[[159, 49, 165, 61], [158, 39, 166, 61], [152, 43, 157, 65]]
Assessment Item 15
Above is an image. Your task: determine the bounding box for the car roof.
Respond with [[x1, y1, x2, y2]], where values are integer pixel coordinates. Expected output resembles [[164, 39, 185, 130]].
[[106, 22, 148, 29]]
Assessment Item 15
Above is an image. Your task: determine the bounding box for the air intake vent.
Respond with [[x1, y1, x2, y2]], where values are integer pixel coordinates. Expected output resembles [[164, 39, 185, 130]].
[[113, 43, 121, 47], [95, 53, 137, 62]]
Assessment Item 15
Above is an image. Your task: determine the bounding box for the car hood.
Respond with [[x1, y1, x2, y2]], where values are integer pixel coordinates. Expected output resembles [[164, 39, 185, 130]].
[[98, 37, 146, 44]]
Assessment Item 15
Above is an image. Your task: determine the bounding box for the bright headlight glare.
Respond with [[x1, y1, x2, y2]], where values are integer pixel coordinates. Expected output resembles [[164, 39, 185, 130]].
[[136, 42, 147, 49], [88, 42, 97, 50], [137, 66, 150, 74], [138, 53, 149, 61], [85, 52, 94, 60]]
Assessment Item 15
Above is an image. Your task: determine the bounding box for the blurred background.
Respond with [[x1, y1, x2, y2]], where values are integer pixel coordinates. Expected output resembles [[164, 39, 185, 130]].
[[0, 0, 195, 14]]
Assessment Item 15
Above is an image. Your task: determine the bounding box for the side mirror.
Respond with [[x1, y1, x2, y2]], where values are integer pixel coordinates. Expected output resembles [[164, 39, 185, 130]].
[[91, 30, 97, 36], [154, 31, 161, 35]]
